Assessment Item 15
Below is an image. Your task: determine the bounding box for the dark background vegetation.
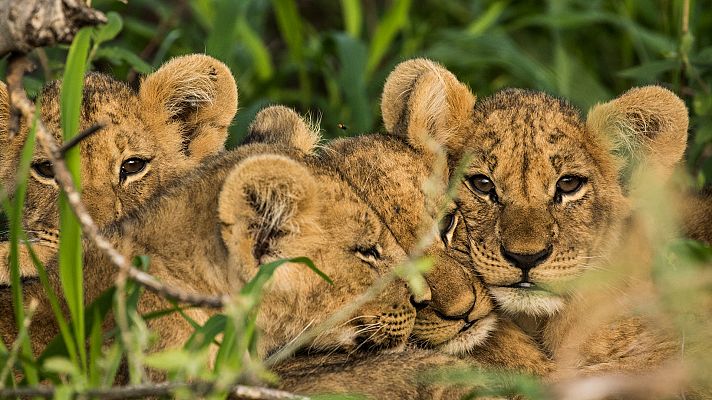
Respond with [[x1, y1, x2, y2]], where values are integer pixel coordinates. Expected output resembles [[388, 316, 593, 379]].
[[2, 0, 711, 186]]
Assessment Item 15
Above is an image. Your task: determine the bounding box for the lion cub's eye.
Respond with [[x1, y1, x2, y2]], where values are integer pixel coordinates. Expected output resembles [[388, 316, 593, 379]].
[[467, 174, 499, 203], [31, 161, 55, 180], [439, 212, 459, 247], [355, 244, 383, 265], [555, 175, 587, 202], [120, 158, 148, 182]]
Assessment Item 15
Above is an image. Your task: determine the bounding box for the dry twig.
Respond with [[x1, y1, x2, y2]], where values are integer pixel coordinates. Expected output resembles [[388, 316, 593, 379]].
[[0, 381, 309, 399]]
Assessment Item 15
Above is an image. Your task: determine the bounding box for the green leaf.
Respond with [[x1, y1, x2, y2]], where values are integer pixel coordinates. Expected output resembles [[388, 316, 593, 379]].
[[241, 257, 331, 296], [333, 33, 372, 134], [92, 11, 123, 45], [38, 287, 116, 365], [617, 59, 679, 80], [205, 0, 241, 61], [184, 314, 227, 352], [340, 0, 363, 38], [272, 0, 304, 62], [5, 105, 39, 384], [94, 46, 153, 74], [43, 357, 81, 379], [59, 26, 92, 372], [366, 0, 412, 74], [466, 1, 507, 36], [236, 18, 274, 81]]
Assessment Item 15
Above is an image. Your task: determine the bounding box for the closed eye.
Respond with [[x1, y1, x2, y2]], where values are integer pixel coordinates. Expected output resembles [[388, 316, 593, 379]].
[[354, 244, 382, 266], [439, 212, 459, 247]]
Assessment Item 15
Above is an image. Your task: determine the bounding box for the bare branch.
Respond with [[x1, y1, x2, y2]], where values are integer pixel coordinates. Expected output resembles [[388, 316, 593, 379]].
[[6, 54, 227, 309], [0, 382, 309, 399], [0, 0, 106, 56], [59, 123, 104, 156]]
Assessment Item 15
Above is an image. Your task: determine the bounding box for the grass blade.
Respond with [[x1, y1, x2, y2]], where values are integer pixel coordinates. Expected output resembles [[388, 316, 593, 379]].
[[5, 108, 39, 386], [340, 0, 363, 38], [366, 0, 412, 75], [58, 26, 92, 372]]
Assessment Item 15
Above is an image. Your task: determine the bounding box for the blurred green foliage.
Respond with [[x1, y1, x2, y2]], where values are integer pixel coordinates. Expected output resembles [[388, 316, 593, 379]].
[[1, 0, 711, 185]]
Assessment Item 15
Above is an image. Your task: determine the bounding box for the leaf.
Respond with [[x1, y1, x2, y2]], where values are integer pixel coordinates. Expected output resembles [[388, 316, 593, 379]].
[[466, 1, 507, 36], [367, 0, 412, 74], [617, 59, 679, 80], [43, 357, 81, 379], [340, 0, 363, 38], [93, 11, 123, 45], [38, 287, 116, 365], [241, 256, 331, 297], [59, 26, 92, 371], [184, 314, 227, 351], [94, 46, 153, 74], [272, 0, 304, 62], [332, 33, 372, 134]]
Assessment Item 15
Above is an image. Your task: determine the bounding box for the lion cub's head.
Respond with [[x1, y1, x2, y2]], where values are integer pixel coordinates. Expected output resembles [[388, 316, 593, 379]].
[[0, 54, 237, 265], [384, 59, 688, 321], [215, 107, 417, 355]]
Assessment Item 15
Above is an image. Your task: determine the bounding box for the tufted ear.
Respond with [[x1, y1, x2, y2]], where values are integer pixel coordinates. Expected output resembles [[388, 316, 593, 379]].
[[218, 154, 320, 268], [381, 58, 476, 155], [587, 86, 688, 183], [241, 105, 321, 154], [139, 54, 238, 159]]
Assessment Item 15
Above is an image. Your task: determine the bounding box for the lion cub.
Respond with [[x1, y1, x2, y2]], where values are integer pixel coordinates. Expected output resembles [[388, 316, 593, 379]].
[[0, 54, 237, 280], [27, 107, 417, 360], [0, 54, 237, 351], [385, 59, 694, 391]]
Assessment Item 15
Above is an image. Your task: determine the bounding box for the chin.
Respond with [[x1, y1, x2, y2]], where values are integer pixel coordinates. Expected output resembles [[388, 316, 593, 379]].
[[438, 313, 498, 356], [490, 286, 565, 317]]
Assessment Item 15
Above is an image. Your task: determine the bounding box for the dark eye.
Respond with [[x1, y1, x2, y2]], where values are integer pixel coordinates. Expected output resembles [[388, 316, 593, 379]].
[[120, 158, 148, 181], [439, 212, 459, 247], [467, 174, 498, 202], [355, 244, 382, 264], [555, 175, 586, 202], [31, 161, 55, 179]]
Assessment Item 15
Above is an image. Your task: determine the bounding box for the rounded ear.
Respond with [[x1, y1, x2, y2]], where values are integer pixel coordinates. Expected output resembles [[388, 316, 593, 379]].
[[139, 54, 238, 159], [218, 154, 320, 267], [241, 105, 321, 154], [587, 86, 688, 183], [381, 58, 476, 154]]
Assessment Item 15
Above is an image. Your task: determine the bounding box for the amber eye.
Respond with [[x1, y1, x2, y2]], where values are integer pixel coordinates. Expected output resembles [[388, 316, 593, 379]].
[[467, 174, 498, 202], [555, 175, 586, 202], [120, 158, 148, 181], [31, 161, 55, 180], [438, 212, 459, 247]]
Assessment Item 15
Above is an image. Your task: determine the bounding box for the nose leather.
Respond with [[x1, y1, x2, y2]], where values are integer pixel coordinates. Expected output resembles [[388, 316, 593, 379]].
[[500, 245, 552, 271]]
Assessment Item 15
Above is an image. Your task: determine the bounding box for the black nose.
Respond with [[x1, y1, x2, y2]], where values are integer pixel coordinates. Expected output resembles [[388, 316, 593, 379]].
[[501, 245, 552, 271], [409, 295, 431, 311]]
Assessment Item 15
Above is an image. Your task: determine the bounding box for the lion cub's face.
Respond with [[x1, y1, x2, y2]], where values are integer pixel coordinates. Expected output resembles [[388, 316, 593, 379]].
[[0, 55, 236, 256], [457, 89, 676, 316], [218, 152, 416, 355]]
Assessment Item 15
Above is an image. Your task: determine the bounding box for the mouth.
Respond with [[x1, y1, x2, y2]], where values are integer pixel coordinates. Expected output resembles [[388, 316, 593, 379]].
[[506, 281, 537, 289], [458, 320, 475, 333]]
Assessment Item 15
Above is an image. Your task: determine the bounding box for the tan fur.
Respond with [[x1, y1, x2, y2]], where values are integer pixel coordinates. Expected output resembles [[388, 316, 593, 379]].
[[680, 190, 712, 244], [380, 59, 553, 376], [0, 54, 237, 281], [13, 108, 416, 363], [0, 54, 238, 350], [389, 59, 691, 383], [275, 350, 477, 399]]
